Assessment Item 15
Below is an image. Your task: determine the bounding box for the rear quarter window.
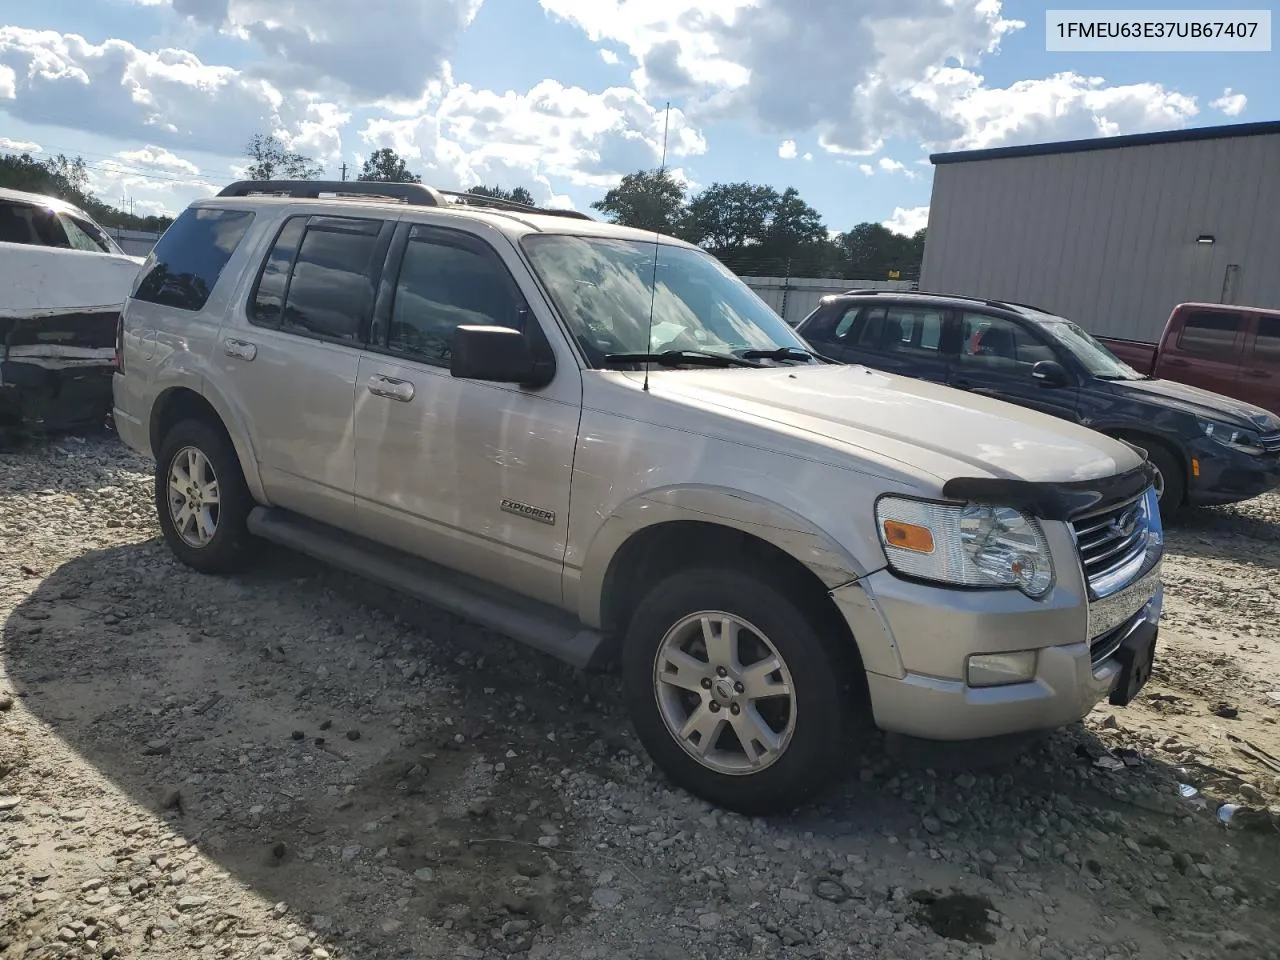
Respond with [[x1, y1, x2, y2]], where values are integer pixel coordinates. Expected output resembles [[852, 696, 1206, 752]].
[[133, 207, 256, 312], [1177, 310, 1242, 355]]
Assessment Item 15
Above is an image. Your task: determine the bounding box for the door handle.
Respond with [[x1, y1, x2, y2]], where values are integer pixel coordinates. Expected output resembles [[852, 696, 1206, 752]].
[[1244, 369, 1272, 379], [223, 338, 257, 361], [367, 375, 415, 402]]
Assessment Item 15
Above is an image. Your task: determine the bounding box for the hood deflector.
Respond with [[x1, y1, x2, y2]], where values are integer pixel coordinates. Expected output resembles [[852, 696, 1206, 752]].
[[941, 460, 1158, 522]]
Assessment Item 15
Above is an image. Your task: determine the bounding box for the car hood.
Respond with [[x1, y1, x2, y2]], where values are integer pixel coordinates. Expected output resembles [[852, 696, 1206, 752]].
[[1107, 377, 1280, 432], [644, 364, 1144, 485]]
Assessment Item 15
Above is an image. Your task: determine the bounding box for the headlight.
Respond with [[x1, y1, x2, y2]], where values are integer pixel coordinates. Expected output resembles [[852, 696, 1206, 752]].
[[875, 497, 1055, 598], [1198, 419, 1262, 454]]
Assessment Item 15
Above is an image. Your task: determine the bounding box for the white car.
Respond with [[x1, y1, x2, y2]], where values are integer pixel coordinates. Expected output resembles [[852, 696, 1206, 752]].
[[0, 187, 143, 437]]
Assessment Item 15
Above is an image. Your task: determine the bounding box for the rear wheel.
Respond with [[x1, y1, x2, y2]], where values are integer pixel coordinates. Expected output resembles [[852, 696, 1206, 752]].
[[155, 418, 258, 573], [621, 567, 853, 815]]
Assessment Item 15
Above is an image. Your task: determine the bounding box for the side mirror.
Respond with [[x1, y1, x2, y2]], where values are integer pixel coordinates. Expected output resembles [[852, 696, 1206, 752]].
[[451, 325, 554, 388], [1030, 359, 1069, 387]]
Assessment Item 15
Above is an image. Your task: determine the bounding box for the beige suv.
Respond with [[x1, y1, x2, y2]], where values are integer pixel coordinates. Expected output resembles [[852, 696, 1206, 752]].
[[112, 180, 1165, 813]]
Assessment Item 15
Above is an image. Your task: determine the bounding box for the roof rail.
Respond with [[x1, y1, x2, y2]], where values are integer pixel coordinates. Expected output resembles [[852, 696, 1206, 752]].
[[833, 287, 1053, 314], [215, 179, 595, 221], [435, 189, 594, 221], [217, 180, 445, 205]]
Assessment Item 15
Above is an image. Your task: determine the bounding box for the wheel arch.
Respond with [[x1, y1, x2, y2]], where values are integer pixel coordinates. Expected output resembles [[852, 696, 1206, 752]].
[[149, 383, 267, 503], [1099, 426, 1187, 503]]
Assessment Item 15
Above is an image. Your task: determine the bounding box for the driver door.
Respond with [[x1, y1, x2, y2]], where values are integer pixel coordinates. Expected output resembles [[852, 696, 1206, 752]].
[[946, 312, 1081, 421]]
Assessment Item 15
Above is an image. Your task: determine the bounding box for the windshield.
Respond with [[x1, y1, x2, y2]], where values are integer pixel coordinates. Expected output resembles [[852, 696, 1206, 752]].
[[1042, 319, 1145, 380], [521, 234, 811, 366]]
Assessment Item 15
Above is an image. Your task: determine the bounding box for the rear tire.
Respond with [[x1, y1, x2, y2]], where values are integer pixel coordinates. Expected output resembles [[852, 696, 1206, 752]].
[[621, 566, 853, 815], [155, 418, 258, 574]]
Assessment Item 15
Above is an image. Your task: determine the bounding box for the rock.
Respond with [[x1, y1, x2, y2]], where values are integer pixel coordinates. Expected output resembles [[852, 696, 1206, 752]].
[[291, 730, 305, 741], [0, 796, 21, 811], [413, 868, 435, 882], [346, 729, 361, 741], [61, 808, 88, 822], [0, 695, 13, 711], [176, 896, 207, 912], [159, 789, 182, 811], [921, 816, 942, 835], [341, 844, 362, 862], [537, 836, 560, 849], [501, 920, 532, 937], [591, 889, 622, 910], [697, 913, 721, 931], [380, 918, 402, 934]]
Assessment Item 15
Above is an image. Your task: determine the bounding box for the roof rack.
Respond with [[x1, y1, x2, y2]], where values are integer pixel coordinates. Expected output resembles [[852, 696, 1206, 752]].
[[435, 189, 594, 221], [215, 179, 594, 221], [834, 288, 1052, 314]]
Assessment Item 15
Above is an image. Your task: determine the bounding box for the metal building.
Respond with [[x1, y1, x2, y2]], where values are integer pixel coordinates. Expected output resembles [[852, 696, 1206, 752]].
[[919, 120, 1280, 342]]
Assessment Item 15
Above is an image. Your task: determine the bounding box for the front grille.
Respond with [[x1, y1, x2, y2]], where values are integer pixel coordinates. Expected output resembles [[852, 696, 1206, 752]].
[[1258, 432, 1280, 453], [1072, 492, 1150, 596], [1089, 620, 1128, 665]]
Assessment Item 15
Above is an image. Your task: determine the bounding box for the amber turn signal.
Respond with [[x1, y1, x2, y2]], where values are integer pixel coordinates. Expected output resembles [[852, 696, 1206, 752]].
[[881, 519, 935, 553]]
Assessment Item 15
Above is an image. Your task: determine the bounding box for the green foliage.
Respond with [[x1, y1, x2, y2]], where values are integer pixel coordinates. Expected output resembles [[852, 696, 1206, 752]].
[[591, 168, 925, 280], [0, 151, 174, 232], [466, 184, 536, 206], [358, 148, 421, 183], [591, 169, 687, 234], [244, 133, 323, 181]]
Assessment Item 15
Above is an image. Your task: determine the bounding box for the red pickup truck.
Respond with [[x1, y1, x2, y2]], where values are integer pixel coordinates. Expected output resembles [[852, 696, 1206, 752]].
[[1098, 302, 1280, 415]]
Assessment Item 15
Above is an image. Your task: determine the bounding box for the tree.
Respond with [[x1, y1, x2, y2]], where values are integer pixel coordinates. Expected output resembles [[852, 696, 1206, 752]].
[[244, 134, 323, 181], [835, 222, 926, 280], [0, 151, 174, 232], [357, 147, 421, 183], [467, 184, 536, 206], [682, 182, 781, 264], [590, 169, 686, 234]]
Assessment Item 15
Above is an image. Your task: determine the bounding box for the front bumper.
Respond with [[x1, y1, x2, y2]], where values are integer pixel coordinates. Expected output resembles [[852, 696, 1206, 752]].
[[1185, 436, 1280, 506], [833, 563, 1163, 743]]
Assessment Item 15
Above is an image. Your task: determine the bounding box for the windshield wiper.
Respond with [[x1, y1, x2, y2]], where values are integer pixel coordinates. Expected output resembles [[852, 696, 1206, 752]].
[[740, 346, 815, 363], [602, 350, 764, 369]]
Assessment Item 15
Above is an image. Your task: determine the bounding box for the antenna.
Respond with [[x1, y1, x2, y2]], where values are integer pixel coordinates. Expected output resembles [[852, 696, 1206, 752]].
[[642, 101, 671, 393]]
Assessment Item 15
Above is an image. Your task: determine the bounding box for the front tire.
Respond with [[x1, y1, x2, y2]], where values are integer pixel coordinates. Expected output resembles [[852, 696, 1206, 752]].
[[1144, 443, 1185, 518], [621, 567, 853, 815], [155, 418, 258, 574]]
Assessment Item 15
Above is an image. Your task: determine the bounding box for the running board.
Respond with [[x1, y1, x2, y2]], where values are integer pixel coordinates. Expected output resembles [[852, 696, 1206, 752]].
[[246, 506, 609, 671]]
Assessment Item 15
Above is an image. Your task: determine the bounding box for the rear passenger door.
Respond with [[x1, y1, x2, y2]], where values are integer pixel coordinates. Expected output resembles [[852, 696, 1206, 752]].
[[1240, 313, 1280, 415], [819, 303, 951, 383], [350, 222, 581, 609], [215, 213, 394, 532], [946, 312, 1081, 421]]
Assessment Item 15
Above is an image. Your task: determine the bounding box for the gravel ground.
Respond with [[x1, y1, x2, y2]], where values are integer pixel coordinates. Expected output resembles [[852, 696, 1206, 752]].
[[2, 433, 1279, 960]]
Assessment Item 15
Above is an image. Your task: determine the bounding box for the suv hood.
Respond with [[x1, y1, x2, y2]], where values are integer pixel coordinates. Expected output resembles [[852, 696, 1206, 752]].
[[645, 364, 1144, 485], [1107, 377, 1280, 432]]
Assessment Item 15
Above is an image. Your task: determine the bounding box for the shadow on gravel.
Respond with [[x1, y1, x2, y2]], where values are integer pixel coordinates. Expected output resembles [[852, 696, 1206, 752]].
[[5, 537, 1280, 955], [1163, 506, 1280, 570]]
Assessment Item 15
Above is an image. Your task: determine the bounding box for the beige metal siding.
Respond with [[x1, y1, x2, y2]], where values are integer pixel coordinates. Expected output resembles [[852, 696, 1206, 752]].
[[919, 132, 1280, 341], [743, 276, 914, 324]]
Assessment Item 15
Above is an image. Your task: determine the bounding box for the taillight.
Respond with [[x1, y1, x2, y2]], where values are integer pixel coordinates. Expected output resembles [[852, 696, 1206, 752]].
[[114, 312, 125, 374]]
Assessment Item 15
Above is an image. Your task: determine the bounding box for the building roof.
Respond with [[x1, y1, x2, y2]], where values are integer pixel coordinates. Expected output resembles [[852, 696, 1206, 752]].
[[929, 119, 1280, 166]]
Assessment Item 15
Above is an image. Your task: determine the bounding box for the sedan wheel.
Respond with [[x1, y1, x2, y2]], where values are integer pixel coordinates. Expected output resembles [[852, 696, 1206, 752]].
[[167, 445, 221, 548]]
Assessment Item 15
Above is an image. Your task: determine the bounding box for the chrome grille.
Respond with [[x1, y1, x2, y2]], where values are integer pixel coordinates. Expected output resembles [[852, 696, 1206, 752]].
[[1259, 432, 1280, 453], [1072, 492, 1150, 596]]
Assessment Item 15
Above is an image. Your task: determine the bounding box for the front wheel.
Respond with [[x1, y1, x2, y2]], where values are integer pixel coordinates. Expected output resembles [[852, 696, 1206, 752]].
[[1144, 443, 1185, 518], [621, 567, 853, 815]]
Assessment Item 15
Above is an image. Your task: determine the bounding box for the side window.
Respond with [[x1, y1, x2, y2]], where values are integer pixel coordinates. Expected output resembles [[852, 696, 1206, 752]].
[[1253, 316, 1280, 364], [0, 201, 68, 247], [957, 313, 1056, 370], [386, 229, 524, 366], [1179, 310, 1242, 356], [60, 215, 110, 253], [279, 217, 383, 342], [832, 307, 860, 341], [880, 307, 943, 356], [133, 207, 256, 312], [249, 217, 307, 326]]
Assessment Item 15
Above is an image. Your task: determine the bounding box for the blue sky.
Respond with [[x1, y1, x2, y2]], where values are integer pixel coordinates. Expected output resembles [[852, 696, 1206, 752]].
[[0, 0, 1273, 236]]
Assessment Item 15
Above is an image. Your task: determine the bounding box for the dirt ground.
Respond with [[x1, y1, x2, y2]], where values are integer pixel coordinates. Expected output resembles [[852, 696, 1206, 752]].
[[2, 433, 1279, 960]]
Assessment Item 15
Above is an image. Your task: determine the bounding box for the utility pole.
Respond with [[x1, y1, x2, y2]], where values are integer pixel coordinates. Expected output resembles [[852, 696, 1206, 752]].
[[340, 162, 348, 182]]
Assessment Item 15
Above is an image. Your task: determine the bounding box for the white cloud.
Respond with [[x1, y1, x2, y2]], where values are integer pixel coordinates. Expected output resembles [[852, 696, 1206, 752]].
[[778, 139, 797, 159], [1210, 87, 1247, 117], [883, 205, 928, 235], [0, 63, 14, 99], [858, 163, 874, 176], [538, 0, 1209, 156], [115, 145, 200, 175], [802, 151, 812, 161], [139, 0, 483, 100], [0, 136, 40, 153], [599, 49, 620, 65], [877, 157, 905, 173], [914, 69, 1198, 151], [360, 77, 706, 204]]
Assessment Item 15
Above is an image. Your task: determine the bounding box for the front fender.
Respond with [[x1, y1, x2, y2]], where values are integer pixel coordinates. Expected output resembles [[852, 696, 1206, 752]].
[[572, 484, 879, 628]]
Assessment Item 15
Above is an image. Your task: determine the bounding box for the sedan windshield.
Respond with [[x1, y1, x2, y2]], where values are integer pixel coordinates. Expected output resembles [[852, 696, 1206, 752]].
[[1042, 319, 1146, 380], [521, 234, 812, 367]]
